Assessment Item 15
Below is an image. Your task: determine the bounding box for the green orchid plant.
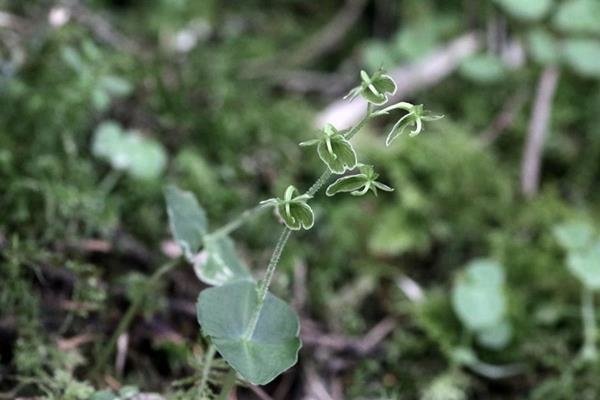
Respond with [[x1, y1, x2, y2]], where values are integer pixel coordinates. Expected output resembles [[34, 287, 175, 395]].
[[163, 69, 443, 395]]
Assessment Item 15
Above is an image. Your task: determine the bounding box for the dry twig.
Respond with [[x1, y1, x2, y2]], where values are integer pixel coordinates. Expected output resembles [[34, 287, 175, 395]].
[[520, 66, 560, 198], [316, 32, 481, 129]]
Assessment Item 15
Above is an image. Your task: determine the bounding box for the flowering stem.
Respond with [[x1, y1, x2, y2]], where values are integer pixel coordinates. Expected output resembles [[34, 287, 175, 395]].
[[244, 227, 292, 339], [241, 105, 375, 341]]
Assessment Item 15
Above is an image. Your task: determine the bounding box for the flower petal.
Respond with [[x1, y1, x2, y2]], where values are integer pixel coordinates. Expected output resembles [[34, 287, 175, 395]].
[[325, 174, 368, 196]]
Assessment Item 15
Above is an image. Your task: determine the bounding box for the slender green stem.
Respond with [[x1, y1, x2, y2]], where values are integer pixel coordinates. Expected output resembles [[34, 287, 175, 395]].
[[305, 170, 332, 197], [92, 261, 177, 376], [198, 344, 216, 394], [217, 368, 237, 400], [209, 203, 270, 239], [345, 103, 373, 141], [581, 287, 597, 361], [244, 227, 292, 339], [99, 169, 123, 195]]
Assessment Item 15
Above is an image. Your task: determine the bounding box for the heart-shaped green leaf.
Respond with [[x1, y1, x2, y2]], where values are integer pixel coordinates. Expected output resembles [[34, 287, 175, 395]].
[[567, 242, 600, 289], [197, 281, 301, 385], [194, 236, 253, 286], [452, 259, 507, 331], [164, 185, 208, 260]]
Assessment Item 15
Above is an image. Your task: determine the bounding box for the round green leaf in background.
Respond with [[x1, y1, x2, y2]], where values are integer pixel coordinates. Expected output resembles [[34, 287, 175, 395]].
[[553, 0, 600, 35], [451, 259, 507, 331], [527, 29, 561, 65], [567, 242, 600, 289], [459, 54, 506, 84], [476, 320, 512, 350], [92, 120, 167, 179], [553, 220, 595, 251], [493, 0, 553, 21], [562, 39, 600, 78]]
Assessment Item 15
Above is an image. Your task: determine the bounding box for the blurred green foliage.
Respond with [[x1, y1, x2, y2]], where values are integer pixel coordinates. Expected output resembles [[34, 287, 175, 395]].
[[1, 0, 600, 398]]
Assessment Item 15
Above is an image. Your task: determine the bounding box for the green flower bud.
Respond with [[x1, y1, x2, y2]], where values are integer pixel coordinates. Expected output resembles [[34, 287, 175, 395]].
[[300, 124, 357, 174], [345, 69, 397, 105], [260, 185, 314, 230], [326, 165, 394, 197]]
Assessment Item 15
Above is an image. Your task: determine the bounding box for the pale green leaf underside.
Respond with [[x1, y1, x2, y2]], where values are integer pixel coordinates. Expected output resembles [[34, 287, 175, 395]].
[[197, 281, 301, 385], [567, 243, 600, 289], [493, 0, 553, 20], [92, 121, 167, 179], [164, 185, 208, 260], [476, 320, 512, 350], [527, 29, 561, 65], [562, 39, 600, 78], [194, 236, 253, 286], [553, 0, 600, 35], [452, 259, 507, 331], [553, 221, 595, 251], [459, 54, 506, 84]]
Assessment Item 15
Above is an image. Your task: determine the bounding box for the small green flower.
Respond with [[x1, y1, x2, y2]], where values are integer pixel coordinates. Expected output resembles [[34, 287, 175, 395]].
[[260, 185, 314, 230], [372, 102, 444, 146], [300, 124, 357, 174], [344, 69, 397, 105], [326, 165, 394, 197]]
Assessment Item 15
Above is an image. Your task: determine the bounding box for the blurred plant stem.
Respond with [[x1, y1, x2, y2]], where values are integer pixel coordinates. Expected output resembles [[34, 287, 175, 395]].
[[580, 287, 598, 361], [99, 169, 123, 195], [198, 344, 216, 394], [242, 104, 374, 342], [91, 260, 178, 377], [217, 369, 238, 400]]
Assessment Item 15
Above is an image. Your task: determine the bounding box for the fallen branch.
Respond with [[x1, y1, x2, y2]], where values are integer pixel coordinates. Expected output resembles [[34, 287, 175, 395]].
[[246, 0, 368, 75], [480, 87, 528, 146], [316, 32, 481, 129], [301, 317, 396, 355], [284, 0, 368, 67], [520, 66, 560, 198]]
